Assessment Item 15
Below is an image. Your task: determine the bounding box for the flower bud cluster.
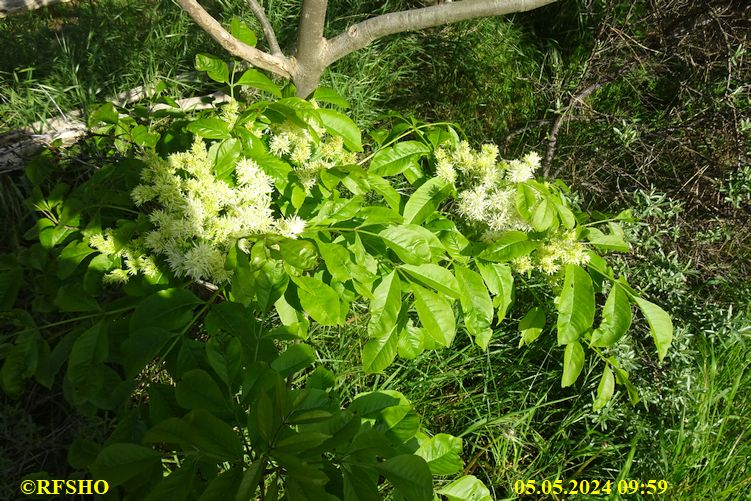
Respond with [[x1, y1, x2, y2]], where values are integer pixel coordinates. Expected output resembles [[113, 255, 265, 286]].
[[268, 122, 357, 190], [523, 230, 590, 275]]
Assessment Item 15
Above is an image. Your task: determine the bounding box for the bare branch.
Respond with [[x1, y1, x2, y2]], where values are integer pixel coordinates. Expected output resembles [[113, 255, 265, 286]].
[[325, 0, 558, 65], [246, 0, 283, 57], [177, 0, 293, 79]]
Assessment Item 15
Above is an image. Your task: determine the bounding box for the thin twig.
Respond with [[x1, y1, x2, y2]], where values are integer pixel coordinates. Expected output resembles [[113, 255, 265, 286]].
[[544, 80, 607, 177], [246, 0, 283, 56]]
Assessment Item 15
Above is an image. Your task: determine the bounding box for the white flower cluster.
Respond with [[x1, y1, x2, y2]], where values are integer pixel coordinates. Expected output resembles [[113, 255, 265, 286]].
[[437, 142, 541, 237], [268, 122, 357, 190], [90, 137, 305, 284], [437, 143, 589, 275], [514, 230, 590, 275]]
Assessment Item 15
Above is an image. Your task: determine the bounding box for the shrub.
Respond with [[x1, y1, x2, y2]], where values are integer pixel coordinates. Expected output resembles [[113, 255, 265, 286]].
[[0, 57, 672, 499]]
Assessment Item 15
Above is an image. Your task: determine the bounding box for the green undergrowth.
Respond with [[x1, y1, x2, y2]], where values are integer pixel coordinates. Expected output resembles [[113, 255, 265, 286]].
[[1, 0, 749, 499]]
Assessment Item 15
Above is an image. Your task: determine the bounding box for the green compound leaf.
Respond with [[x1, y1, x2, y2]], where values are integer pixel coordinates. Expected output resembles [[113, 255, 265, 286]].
[[369, 141, 430, 176], [531, 198, 557, 231], [363, 271, 402, 373], [632, 295, 673, 363], [209, 138, 241, 180], [437, 475, 493, 501], [518, 306, 545, 347], [552, 196, 576, 229], [313, 87, 350, 108], [130, 288, 202, 333], [476, 261, 514, 322], [478, 231, 536, 262], [90, 443, 161, 487], [66, 321, 107, 398], [181, 409, 244, 461], [54, 283, 100, 312], [557, 264, 595, 345], [317, 241, 354, 282], [400, 262, 459, 298], [121, 326, 176, 378], [415, 433, 463, 475], [561, 340, 585, 387], [141, 461, 197, 501], [293, 275, 343, 326], [593, 364, 615, 411], [175, 369, 230, 414], [229, 17, 257, 47], [585, 223, 630, 252], [278, 238, 318, 270], [412, 284, 456, 347], [610, 357, 640, 405], [376, 454, 432, 501], [591, 283, 632, 347], [317, 108, 362, 152], [236, 69, 281, 98], [195, 53, 229, 84], [455, 265, 493, 350], [1, 327, 41, 397], [187, 118, 231, 139], [198, 468, 242, 501], [515, 183, 537, 220], [271, 343, 316, 377], [398, 323, 432, 359], [403, 177, 452, 225], [89, 102, 119, 126], [379, 224, 436, 265], [57, 239, 95, 279]]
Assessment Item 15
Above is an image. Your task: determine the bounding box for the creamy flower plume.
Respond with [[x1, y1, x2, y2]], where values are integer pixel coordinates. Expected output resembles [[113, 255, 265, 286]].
[[92, 135, 314, 285]]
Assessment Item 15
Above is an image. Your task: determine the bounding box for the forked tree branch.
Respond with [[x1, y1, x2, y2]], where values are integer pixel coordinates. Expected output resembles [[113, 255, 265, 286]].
[[324, 0, 558, 66], [246, 0, 282, 56], [177, 0, 293, 78], [176, 0, 558, 97]]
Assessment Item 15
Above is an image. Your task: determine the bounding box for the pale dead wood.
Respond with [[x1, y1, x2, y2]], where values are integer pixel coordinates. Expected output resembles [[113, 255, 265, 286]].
[[1, 91, 231, 174], [0, 0, 71, 17]]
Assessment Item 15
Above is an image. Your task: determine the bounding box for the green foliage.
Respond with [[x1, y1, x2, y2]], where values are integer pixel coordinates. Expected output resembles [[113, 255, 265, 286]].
[[0, 56, 674, 498]]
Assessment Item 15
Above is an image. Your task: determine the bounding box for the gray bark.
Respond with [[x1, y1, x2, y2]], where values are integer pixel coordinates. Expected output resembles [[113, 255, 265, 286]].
[[176, 0, 559, 97], [325, 0, 558, 66], [246, 0, 282, 56], [294, 0, 329, 98], [177, 0, 294, 79]]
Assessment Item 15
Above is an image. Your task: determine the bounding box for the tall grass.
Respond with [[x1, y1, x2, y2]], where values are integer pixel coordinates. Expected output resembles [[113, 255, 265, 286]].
[[0, 0, 212, 129]]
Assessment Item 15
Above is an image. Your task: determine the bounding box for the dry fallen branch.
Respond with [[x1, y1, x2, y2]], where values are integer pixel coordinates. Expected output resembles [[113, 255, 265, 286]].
[[0, 0, 71, 17], [0, 90, 231, 174]]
